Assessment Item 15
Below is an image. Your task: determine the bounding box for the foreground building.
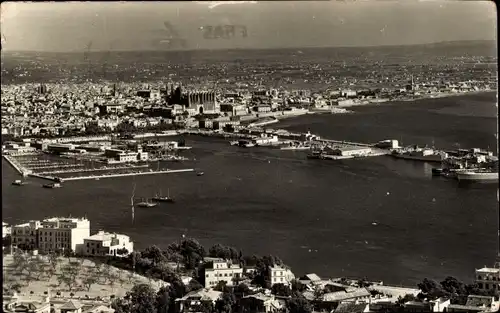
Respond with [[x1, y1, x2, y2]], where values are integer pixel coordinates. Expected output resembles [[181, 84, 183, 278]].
[[475, 267, 500, 292], [81, 231, 134, 257], [10, 217, 90, 254], [37, 217, 90, 254], [11, 220, 42, 250], [269, 265, 295, 287], [204, 258, 244, 288], [175, 289, 222, 313]]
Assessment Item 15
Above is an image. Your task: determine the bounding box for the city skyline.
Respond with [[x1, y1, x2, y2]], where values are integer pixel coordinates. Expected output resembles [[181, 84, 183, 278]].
[[0, 1, 496, 52]]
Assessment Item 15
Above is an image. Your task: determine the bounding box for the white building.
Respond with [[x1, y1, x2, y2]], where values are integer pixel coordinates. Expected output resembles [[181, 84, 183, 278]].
[[11, 220, 41, 250], [82, 231, 134, 257], [269, 265, 295, 287], [3, 222, 11, 238], [37, 217, 90, 254], [332, 146, 372, 156], [475, 267, 500, 292], [204, 259, 244, 288]]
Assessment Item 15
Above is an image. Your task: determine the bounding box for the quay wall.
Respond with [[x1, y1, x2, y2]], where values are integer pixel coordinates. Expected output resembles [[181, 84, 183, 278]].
[[61, 168, 194, 181], [28, 173, 58, 182]]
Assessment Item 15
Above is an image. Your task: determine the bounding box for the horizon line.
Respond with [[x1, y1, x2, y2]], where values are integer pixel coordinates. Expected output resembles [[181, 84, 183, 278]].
[[1, 39, 496, 54]]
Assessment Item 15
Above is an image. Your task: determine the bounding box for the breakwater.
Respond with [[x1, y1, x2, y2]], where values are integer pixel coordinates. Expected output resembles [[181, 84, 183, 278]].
[[3, 155, 31, 176], [28, 173, 59, 182], [60, 168, 195, 181]]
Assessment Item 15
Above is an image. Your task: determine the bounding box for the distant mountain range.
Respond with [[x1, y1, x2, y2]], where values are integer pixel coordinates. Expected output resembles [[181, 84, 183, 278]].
[[1, 40, 496, 55]]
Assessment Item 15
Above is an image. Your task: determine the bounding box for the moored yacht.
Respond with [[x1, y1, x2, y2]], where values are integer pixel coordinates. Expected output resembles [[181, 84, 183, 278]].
[[152, 189, 174, 203]]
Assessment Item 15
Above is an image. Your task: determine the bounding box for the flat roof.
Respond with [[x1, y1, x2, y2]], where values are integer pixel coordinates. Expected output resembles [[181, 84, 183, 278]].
[[476, 267, 500, 273]]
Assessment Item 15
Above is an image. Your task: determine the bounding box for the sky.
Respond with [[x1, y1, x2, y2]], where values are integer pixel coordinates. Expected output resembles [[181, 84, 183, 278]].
[[0, 1, 497, 52]]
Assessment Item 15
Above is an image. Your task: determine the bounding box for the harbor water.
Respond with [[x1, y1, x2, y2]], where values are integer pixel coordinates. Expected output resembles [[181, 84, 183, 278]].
[[2, 92, 498, 286]]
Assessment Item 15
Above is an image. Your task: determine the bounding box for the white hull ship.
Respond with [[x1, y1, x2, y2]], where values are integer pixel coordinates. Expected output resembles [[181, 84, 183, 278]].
[[457, 170, 499, 182]]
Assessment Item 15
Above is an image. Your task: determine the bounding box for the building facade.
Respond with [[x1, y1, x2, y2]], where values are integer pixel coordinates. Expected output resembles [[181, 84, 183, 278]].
[[37, 217, 90, 254], [269, 265, 295, 287], [11, 220, 41, 250], [82, 231, 133, 257], [475, 267, 500, 292], [204, 259, 244, 288]]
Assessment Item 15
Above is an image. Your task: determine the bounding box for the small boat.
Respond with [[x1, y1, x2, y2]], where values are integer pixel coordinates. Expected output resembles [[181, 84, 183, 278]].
[[431, 168, 444, 176], [43, 183, 62, 189], [12, 180, 26, 186], [152, 189, 174, 203], [196, 171, 205, 176], [137, 198, 158, 207]]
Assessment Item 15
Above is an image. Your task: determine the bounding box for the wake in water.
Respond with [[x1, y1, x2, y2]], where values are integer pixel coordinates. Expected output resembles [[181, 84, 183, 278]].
[[131, 182, 136, 223]]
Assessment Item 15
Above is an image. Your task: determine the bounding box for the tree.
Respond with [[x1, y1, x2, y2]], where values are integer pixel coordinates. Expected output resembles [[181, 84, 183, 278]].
[[156, 286, 170, 313], [48, 253, 60, 271], [214, 281, 230, 293], [272, 283, 292, 297], [82, 276, 98, 292], [188, 279, 204, 292], [233, 283, 251, 299], [180, 238, 206, 270], [291, 279, 306, 292], [286, 297, 312, 313], [215, 291, 236, 313], [143, 245, 167, 266], [62, 262, 80, 285], [312, 286, 324, 301], [117, 248, 129, 256], [440, 276, 466, 296], [397, 294, 417, 305], [127, 284, 158, 313], [417, 278, 447, 300]]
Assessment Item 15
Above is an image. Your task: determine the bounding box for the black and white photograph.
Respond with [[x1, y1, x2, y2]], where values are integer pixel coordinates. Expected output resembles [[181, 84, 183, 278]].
[[1, 1, 498, 313]]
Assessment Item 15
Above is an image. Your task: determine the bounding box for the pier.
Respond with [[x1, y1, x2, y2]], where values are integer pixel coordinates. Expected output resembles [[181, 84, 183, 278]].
[[28, 173, 59, 182], [60, 168, 195, 182], [27, 164, 85, 170], [37, 164, 149, 175]]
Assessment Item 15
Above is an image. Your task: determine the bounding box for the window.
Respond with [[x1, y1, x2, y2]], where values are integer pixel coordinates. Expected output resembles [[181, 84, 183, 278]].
[[478, 275, 482, 280], [486, 284, 490, 289], [206, 274, 209, 278]]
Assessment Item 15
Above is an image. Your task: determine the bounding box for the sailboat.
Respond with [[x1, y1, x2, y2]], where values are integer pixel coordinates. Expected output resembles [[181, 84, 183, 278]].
[[152, 188, 174, 203], [137, 197, 158, 208]]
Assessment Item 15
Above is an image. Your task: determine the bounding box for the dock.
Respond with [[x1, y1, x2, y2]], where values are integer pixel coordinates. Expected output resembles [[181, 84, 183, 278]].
[[37, 164, 149, 175], [26, 164, 85, 170], [60, 168, 195, 181]]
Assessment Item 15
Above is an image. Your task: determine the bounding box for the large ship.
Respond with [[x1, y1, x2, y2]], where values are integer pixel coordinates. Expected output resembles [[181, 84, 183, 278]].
[[391, 146, 446, 163], [456, 170, 499, 182]]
